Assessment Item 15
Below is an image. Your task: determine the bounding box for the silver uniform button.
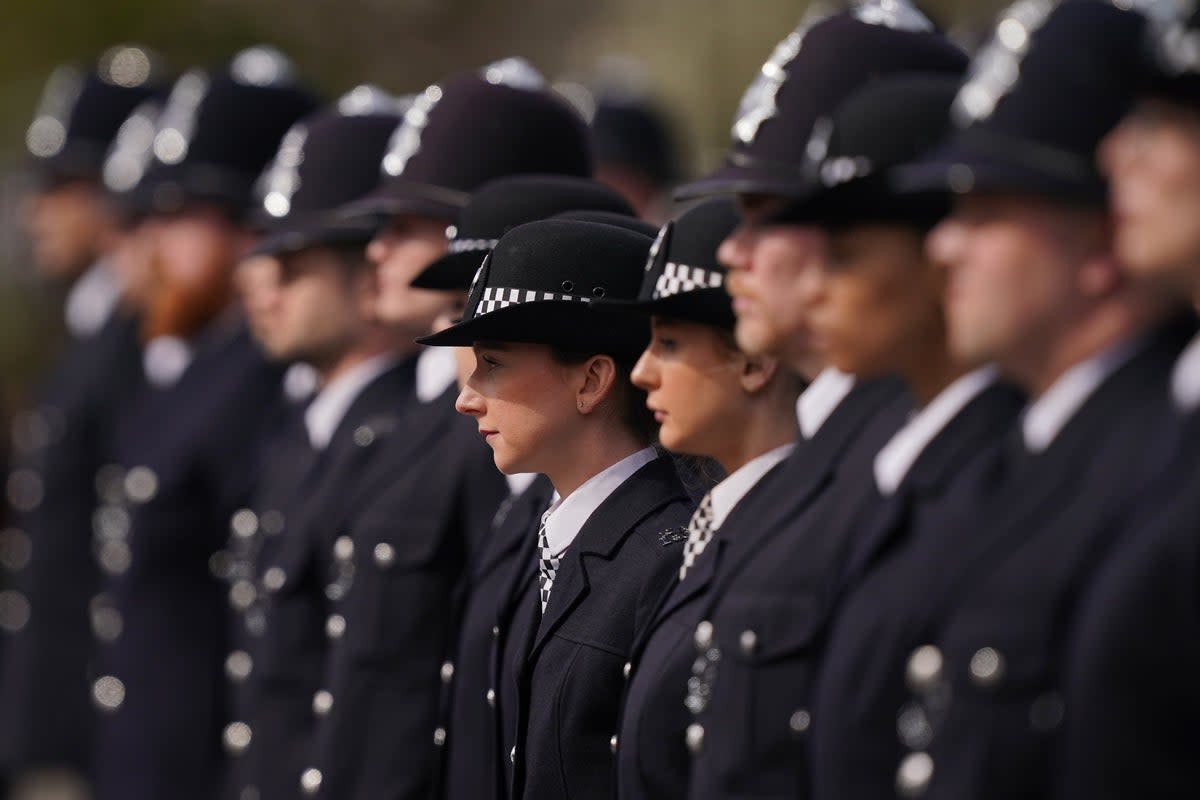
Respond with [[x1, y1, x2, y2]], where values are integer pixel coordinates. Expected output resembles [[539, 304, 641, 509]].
[[260, 510, 285, 535], [739, 629, 758, 655], [92, 675, 126, 712], [609, 734, 618, 753], [326, 614, 346, 639], [896, 751, 934, 797], [441, 661, 455, 683], [906, 645, 944, 692], [300, 767, 322, 796], [353, 425, 376, 447], [486, 688, 496, 707], [333, 536, 354, 563], [694, 620, 714, 650], [230, 509, 258, 539], [968, 647, 1006, 687], [262, 566, 287, 592], [492, 625, 501, 637], [230, 580, 257, 611], [98, 540, 132, 576], [312, 690, 334, 717], [373, 542, 396, 567], [789, 708, 811, 734], [685, 723, 704, 753], [623, 661, 633, 679], [0, 590, 31, 633], [510, 746, 517, 764], [433, 727, 446, 746], [226, 650, 254, 682], [0, 528, 32, 571], [223, 721, 252, 755], [91, 604, 123, 643], [123, 466, 159, 504]]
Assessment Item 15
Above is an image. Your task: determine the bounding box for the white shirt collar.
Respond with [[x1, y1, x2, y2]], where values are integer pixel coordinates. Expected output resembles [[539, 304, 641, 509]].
[[1171, 332, 1200, 413], [796, 368, 856, 439], [505, 472, 540, 496], [304, 354, 398, 450], [143, 336, 194, 389], [65, 260, 121, 338], [282, 362, 319, 405], [874, 366, 999, 496], [1021, 336, 1143, 453], [416, 346, 459, 403], [541, 447, 658, 557], [709, 442, 796, 528]]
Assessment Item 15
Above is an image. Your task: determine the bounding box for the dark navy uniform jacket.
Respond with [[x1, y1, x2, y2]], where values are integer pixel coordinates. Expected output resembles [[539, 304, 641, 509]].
[[0, 307, 141, 774], [685, 377, 911, 800], [222, 359, 418, 800], [808, 382, 1024, 800], [497, 453, 691, 800], [898, 314, 1194, 800], [300, 382, 507, 800], [438, 474, 554, 800], [1058, 381, 1200, 799], [89, 321, 286, 800]]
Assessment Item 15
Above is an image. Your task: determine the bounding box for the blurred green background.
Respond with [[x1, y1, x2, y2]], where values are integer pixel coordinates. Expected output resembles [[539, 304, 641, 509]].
[[0, 0, 1009, 417]]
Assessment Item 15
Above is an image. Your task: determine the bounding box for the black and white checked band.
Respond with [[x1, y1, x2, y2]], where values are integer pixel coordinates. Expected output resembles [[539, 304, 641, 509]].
[[475, 286, 592, 317], [653, 262, 724, 300]]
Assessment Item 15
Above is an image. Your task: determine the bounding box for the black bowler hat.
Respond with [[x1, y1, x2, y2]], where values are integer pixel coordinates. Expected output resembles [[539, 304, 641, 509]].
[[550, 210, 660, 237], [248, 86, 407, 258], [410, 174, 633, 290], [131, 46, 319, 219], [898, 0, 1160, 205], [416, 219, 653, 359], [342, 58, 593, 223], [676, 0, 966, 201], [769, 72, 962, 229], [26, 44, 170, 185], [594, 199, 739, 328]]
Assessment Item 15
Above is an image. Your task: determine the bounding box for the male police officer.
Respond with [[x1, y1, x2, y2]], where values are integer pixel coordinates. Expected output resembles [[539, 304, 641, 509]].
[[0, 45, 167, 800], [86, 47, 317, 800]]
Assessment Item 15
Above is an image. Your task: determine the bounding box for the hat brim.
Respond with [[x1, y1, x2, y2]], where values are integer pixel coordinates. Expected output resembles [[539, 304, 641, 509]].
[[591, 290, 735, 329], [410, 249, 488, 291], [247, 218, 379, 259], [895, 139, 1106, 206], [339, 179, 467, 224], [674, 161, 812, 202], [417, 301, 649, 359]]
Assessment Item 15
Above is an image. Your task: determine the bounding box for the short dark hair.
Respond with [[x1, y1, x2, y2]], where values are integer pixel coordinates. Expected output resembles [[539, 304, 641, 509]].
[[548, 344, 657, 445]]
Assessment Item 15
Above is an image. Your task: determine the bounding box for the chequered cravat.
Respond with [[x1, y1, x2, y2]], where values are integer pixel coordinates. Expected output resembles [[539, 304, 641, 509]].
[[679, 492, 715, 581], [538, 513, 559, 613]]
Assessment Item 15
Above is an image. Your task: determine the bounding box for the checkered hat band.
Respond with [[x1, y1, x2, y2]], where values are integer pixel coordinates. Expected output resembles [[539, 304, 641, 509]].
[[475, 286, 591, 317], [448, 237, 499, 254], [653, 262, 724, 300]]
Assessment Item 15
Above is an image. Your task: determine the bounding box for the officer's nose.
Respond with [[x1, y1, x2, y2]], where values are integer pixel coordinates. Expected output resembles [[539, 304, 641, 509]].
[[630, 348, 659, 392], [926, 218, 967, 273], [455, 381, 485, 417], [365, 231, 392, 267]]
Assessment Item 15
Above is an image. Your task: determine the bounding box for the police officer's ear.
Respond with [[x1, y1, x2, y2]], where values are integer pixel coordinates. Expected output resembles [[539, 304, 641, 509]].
[[1076, 218, 1123, 300], [575, 354, 618, 416], [739, 353, 779, 395]]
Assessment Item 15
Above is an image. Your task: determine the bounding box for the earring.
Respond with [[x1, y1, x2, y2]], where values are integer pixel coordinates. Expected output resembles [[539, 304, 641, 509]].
[[578, 401, 584, 410]]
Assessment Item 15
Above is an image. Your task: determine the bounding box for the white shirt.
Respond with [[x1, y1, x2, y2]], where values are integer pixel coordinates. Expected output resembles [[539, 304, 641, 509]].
[[304, 354, 397, 450], [143, 336, 194, 389], [282, 362, 320, 404], [709, 442, 796, 528], [796, 368, 856, 439], [874, 366, 999, 495], [1171, 332, 1200, 413], [65, 260, 122, 338], [416, 346, 459, 403], [540, 447, 658, 557], [1022, 336, 1143, 453]]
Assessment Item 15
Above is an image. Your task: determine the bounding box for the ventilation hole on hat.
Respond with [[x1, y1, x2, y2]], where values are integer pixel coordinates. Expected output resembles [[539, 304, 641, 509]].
[[561, 281, 575, 292], [592, 287, 606, 298]]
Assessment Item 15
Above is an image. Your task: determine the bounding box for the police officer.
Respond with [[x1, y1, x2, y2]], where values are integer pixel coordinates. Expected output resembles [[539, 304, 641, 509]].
[[881, 2, 1193, 796], [1059, 6, 1200, 797], [214, 85, 420, 800], [407, 173, 640, 800], [0, 45, 168, 800], [665, 4, 964, 797], [289, 61, 590, 800], [86, 47, 317, 800]]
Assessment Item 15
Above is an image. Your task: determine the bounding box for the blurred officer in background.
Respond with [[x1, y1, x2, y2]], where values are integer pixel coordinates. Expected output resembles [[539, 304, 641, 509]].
[[287, 60, 590, 800], [885, 2, 1194, 796], [216, 86, 414, 800], [1061, 6, 1200, 797], [0, 44, 168, 800], [407, 173, 639, 800], [591, 93, 681, 225], [85, 46, 317, 800], [668, 3, 964, 797]]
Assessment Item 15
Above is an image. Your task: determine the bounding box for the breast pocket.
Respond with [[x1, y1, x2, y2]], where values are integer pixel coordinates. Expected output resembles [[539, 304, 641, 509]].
[[703, 591, 825, 798]]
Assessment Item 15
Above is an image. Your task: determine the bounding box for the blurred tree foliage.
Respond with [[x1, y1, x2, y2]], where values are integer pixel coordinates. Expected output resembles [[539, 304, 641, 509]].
[[0, 0, 1010, 414]]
